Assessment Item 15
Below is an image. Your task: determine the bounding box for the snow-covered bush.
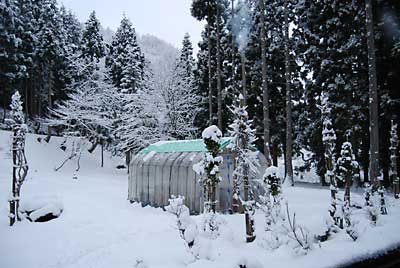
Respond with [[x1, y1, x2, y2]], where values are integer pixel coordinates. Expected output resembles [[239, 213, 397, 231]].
[[166, 195, 198, 248], [336, 141, 359, 203], [284, 203, 313, 254], [259, 166, 287, 249], [134, 259, 148, 268], [378, 186, 387, 215], [363, 183, 379, 225], [260, 167, 313, 253], [237, 257, 263, 268]]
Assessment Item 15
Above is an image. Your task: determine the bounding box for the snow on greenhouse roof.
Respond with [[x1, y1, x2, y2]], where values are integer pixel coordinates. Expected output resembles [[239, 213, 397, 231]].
[[139, 137, 232, 154]]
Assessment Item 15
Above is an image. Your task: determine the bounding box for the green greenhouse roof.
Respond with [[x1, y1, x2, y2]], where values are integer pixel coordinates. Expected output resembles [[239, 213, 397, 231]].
[[139, 137, 232, 154]]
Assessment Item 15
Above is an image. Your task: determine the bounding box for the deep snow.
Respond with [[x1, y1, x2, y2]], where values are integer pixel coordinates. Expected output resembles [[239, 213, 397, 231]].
[[1, 130, 400, 268]]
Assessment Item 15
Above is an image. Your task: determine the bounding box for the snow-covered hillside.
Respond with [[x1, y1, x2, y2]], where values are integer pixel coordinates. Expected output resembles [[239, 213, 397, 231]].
[[1, 130, 400, 268]]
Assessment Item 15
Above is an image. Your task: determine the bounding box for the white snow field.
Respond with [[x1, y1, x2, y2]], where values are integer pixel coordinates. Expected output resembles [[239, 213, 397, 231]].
[[1, 130, 400, 268]]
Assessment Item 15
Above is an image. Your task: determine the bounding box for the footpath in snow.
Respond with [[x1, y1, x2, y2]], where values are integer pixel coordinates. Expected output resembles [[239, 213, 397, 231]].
[[1, 130, 400, 268]]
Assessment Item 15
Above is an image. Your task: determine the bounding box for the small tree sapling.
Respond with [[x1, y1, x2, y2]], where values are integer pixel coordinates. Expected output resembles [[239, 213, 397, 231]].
[[193, 125, 223, 237], [8, 91, 29, 226]]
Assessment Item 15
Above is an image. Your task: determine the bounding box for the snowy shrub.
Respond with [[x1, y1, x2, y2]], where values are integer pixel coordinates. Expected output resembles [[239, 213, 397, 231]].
[[336, 141, 359, 188], [284, 203, 313, 254], [166, 195, 198, 248], [190, 236, 216, 260], [134, 259, 148, 268], [259, 166, 288, 249], [200, 211, 227, 240], [363, 183, 379, 225], [237, 257, 264, 268], [342, 199, 359, 241], [378, 186, 387, 215]]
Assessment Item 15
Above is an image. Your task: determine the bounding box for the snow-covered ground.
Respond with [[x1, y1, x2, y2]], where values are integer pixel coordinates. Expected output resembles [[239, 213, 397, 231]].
[[1, 130, 400, 268]]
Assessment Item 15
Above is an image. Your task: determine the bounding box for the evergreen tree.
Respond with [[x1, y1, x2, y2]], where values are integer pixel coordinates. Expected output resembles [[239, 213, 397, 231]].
[[193, 125, 223, 236], [298, 0, 368, 183], [106, 16, 145, 93], [227, 94, 258, 242], [163, 34, 200, 139], [390, 119, 399, 198], [318, 92, 338, 224], [0, 0, 25, 115], [337, 140, 359, 205], [81, 11, 105, 63], [8, 91, 28, 226]]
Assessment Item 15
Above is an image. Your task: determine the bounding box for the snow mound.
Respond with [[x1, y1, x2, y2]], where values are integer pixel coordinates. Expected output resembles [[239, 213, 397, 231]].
[[202, 125, 222, 143], [263, 166, 279, 178], [20, 195, 63, 222], [237, 257, 263, 268]]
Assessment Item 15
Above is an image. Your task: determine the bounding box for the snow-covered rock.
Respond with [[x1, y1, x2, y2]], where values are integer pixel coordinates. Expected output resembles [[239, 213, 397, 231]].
[[19, 195, 63, 222]]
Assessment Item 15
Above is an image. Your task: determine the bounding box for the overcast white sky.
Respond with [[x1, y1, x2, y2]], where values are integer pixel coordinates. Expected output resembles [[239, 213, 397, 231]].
[[61, 0, 204, 51]]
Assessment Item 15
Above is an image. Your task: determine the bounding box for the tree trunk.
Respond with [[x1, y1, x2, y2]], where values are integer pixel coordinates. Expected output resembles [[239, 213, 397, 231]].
[[1, 95, 6, 124], [241, 54, 247, 105], [243, 170, 255, 242], [272, 142, 278, 166], [365, 0, 380, 190], [88, 139, 99, 153], [327, 154, 337, 220], [240, 98, 255, 242], [259, 0, 272, 166], [25, 78, 29, 119], [126, 151, 131, 174], [391, 120, 399, 198], [284, 0, 294, 186], [101, 142, 104, 168], [231, 0, 235, 90], [216, 5, 223, 131], [211, 182, 217, 213], [207, 11, 213, 126], [45, 64, 53, 142], [345, 175, 351, 206], [10, 137, 17, 226], [231, 0, 240, 214]]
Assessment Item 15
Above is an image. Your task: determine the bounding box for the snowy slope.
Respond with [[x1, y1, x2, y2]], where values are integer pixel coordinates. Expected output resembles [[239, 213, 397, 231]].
[[1, 130, 400, 268]]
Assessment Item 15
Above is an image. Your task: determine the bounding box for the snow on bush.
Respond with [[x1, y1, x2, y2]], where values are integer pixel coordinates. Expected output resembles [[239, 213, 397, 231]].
[[165, 195, 198, 248], [201, 125, 222, 143], [237, 256, 263, 268], [259, 166, 287, 249], [259, 166, 313, 254], [134, 259, 148, 268]]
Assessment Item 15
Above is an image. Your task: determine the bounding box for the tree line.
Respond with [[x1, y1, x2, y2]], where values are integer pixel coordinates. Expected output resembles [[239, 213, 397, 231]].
[[190, 0, 400, 187], [1, 0, 399, 186], [1, 0, 200, 161]]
